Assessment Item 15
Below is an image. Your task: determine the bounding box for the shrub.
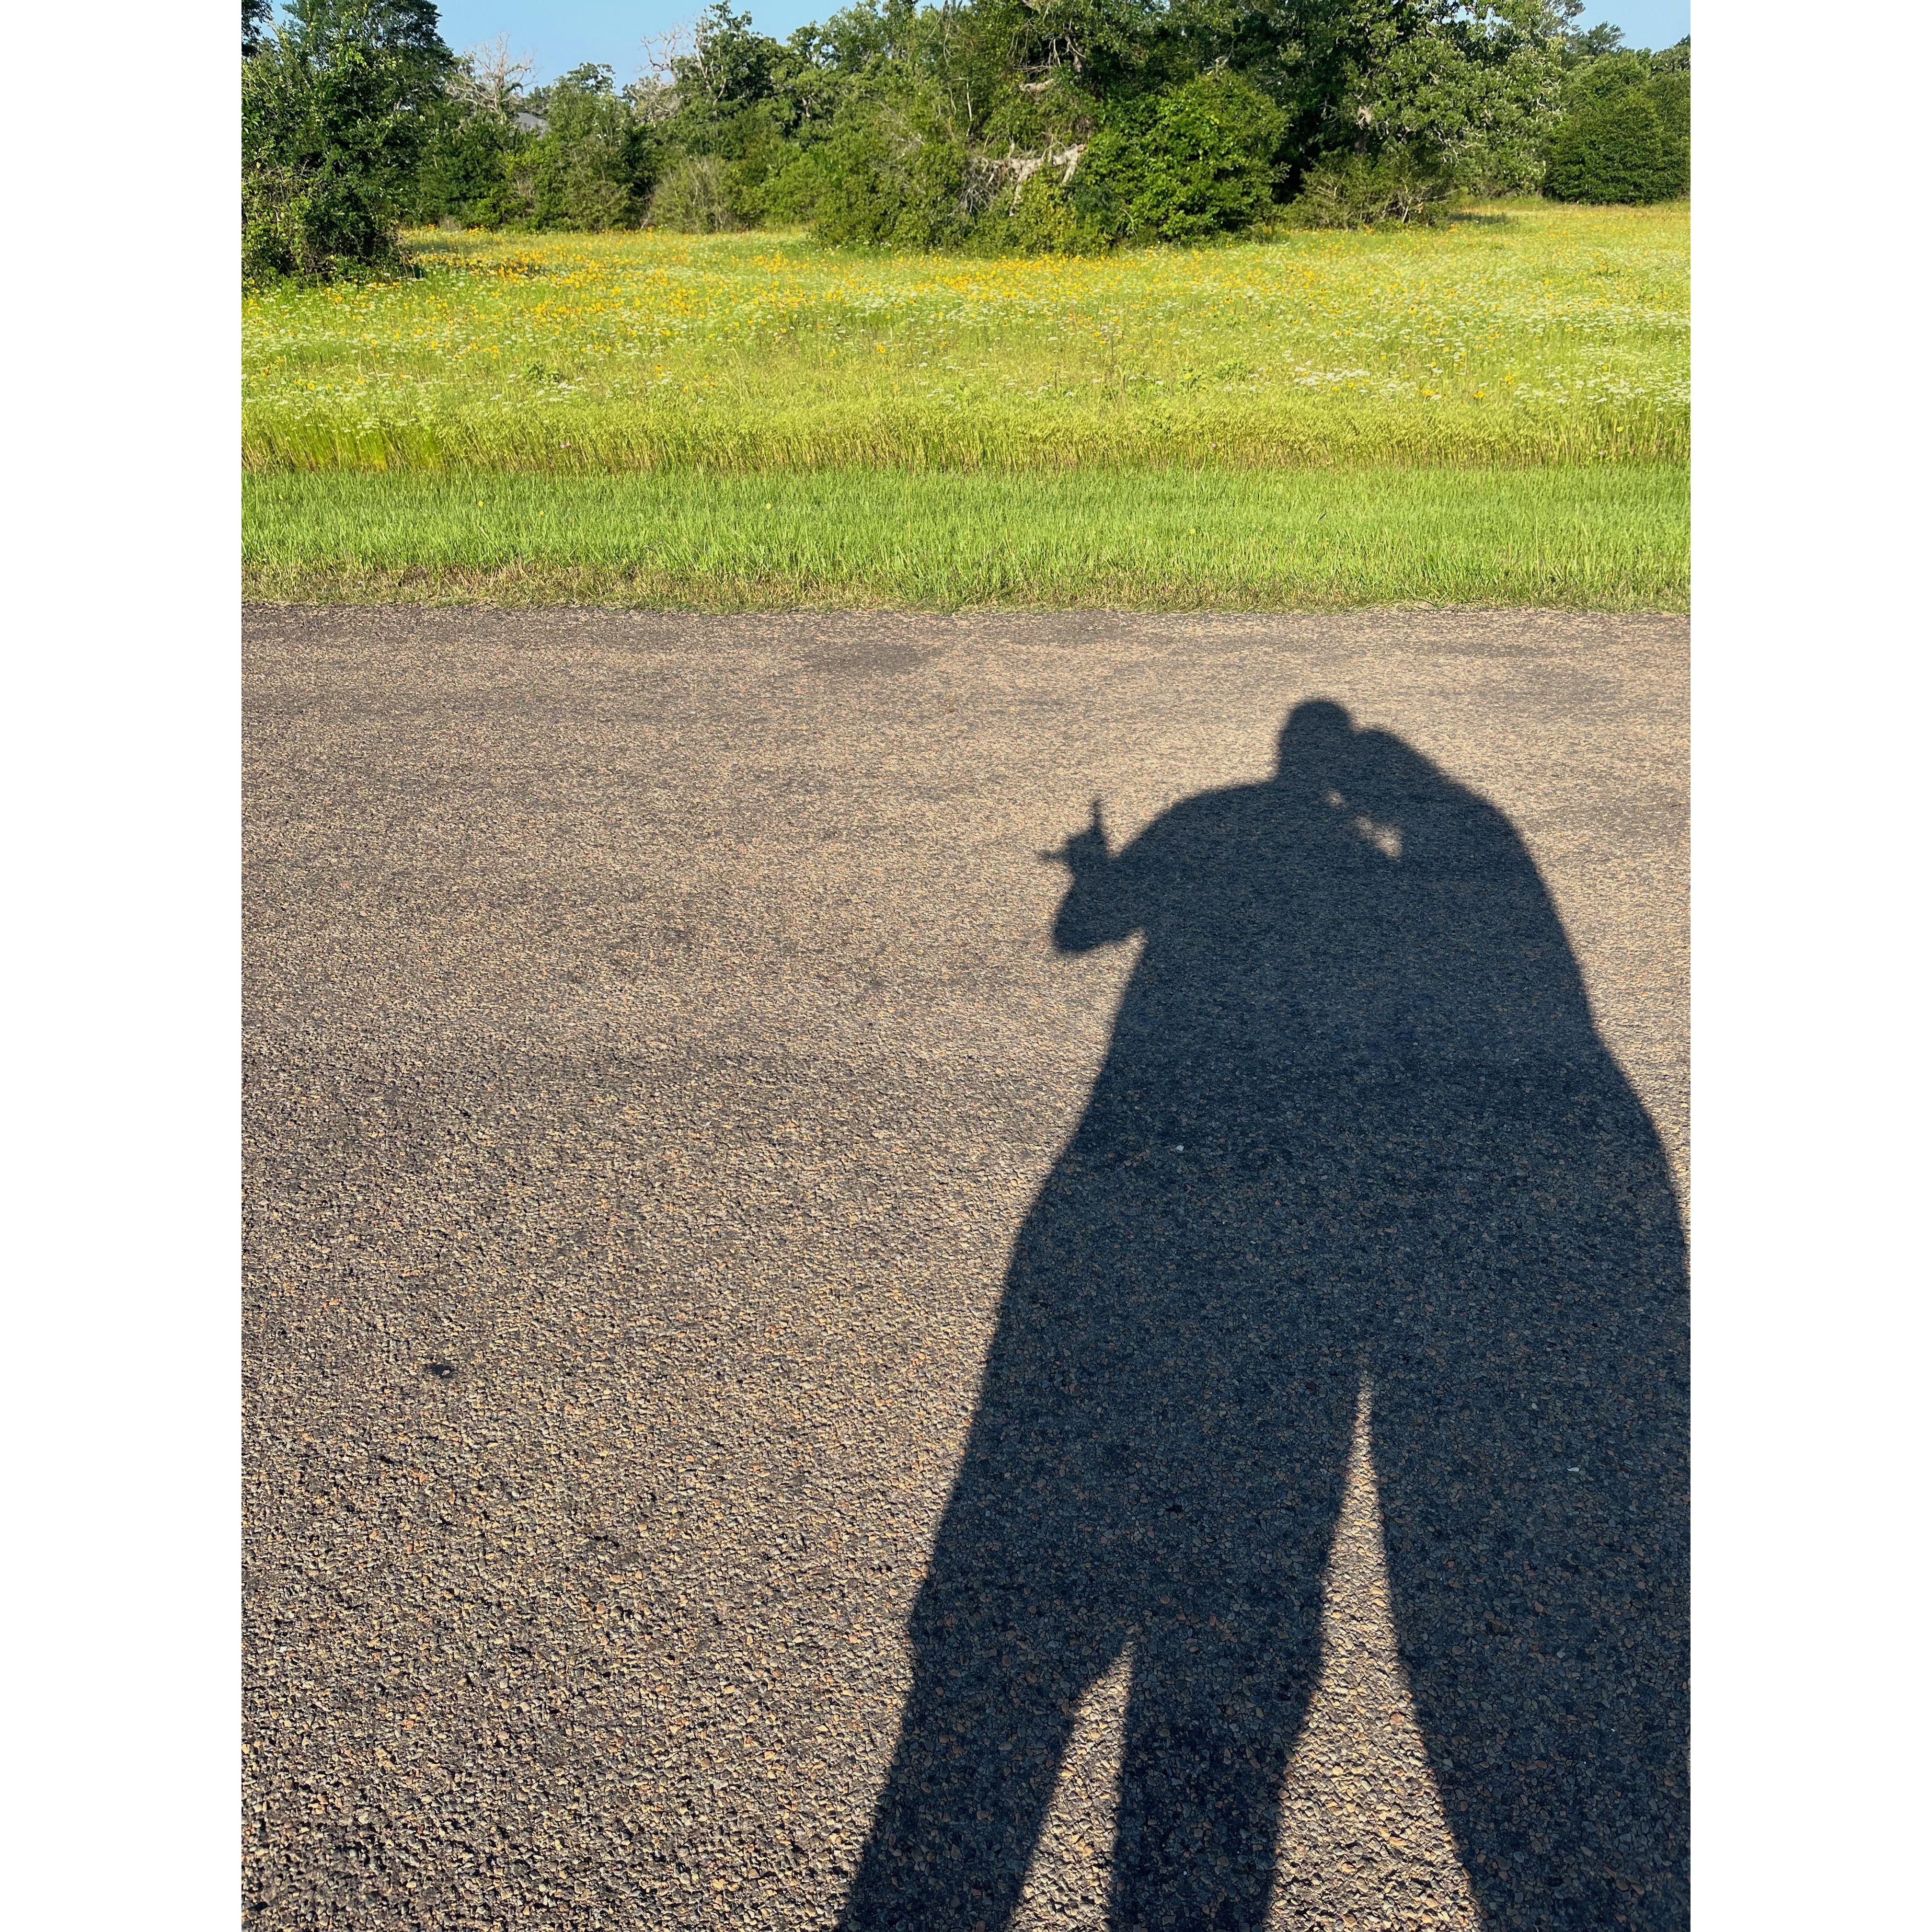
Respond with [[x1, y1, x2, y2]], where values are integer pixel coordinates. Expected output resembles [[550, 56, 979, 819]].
[[1066, 125, 1137, 242], [978, 169, 1093, 255], [1290, 148, 1455, 229], [1546, 79, 1688, 203], [242, 165, 330, 283], [409, 110, 532, 228], [805, 123, 902, 245], [701, 102, 808, 226], [759, 149, 832, 225], [242, 152, 416, 282], [648, 156, 740, 231], [282, 0, 1689, 257], [1648, 69, 1690, 163], [810, 112, 967, 249], [1122, 72, 1288, 243], [516, 65, 661, 229]]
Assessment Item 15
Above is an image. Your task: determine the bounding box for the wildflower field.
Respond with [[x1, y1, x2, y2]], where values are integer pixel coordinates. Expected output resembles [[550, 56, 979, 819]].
[[243, 200, 1688, 608]]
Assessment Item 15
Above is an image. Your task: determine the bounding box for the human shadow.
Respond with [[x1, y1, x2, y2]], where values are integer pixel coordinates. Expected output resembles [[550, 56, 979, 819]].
[[842, 702, 1688, 1932]]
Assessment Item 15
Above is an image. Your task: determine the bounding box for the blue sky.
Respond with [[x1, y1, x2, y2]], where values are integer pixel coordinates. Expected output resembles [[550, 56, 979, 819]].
[[430, 1, 1691, 85]]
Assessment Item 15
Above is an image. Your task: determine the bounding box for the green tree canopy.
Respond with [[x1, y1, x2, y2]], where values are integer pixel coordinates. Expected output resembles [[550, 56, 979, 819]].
[[249, 0, 1687, 272], [243, 0, 455, 279]]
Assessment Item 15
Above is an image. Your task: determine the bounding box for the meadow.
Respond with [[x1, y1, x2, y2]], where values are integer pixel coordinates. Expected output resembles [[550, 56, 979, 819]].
[[243, 200, 1687, 608]]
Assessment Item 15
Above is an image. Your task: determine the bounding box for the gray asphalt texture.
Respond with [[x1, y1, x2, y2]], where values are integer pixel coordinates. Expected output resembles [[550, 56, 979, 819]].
[[244, 607, 1688, 1932]]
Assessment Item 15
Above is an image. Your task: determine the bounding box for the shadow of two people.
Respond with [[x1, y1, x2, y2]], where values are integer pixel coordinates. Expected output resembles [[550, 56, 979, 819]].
[[842, 702, 1688, 1932]]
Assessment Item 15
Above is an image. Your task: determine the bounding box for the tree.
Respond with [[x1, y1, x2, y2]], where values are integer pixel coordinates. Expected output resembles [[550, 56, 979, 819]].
[[1545, 31, 1689, 202], [515, 65, 666, 229], [673, 1, 787, 118], [242, 0, 454, 280], [327, 0, 1681, 255], [405, 38, 538, 228], [1349, 0, 1567, 196], [446, 34, 533, 117]]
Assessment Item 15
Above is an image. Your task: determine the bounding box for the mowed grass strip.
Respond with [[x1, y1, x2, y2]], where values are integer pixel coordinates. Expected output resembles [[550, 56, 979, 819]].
[[244, 203, 1687, 476], [243, 466, 1687, 611]]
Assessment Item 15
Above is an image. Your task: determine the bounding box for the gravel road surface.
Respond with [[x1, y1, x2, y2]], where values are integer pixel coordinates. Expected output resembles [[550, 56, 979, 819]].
[[245, 607, 1688, 1932]]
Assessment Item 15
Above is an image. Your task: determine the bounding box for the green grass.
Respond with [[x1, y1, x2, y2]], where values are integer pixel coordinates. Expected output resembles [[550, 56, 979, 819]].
[[243, 465, 1687, 610], [244, 204, 1687, 476], [244, 203, 1687, 610]]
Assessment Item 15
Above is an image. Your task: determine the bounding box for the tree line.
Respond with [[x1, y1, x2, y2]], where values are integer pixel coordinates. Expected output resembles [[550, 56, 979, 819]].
[[242, 0, 1689, 282]]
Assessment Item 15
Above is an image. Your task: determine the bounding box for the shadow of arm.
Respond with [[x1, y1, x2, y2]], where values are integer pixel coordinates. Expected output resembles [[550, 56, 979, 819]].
[[1046, 800, 1144, 954]]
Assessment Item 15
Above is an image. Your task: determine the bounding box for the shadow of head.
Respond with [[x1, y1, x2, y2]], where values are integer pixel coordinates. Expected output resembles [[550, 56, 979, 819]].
[[1276, 695, 1354, 770]]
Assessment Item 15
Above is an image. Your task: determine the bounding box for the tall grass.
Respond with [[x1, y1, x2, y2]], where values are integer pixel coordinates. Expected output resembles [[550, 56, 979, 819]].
[[244, 203, 1687, 476], [243, 465, 1689, 610]]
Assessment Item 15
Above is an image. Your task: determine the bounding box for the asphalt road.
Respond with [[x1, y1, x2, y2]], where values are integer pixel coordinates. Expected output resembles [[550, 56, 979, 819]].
[[244, 607, 1688, 1932]]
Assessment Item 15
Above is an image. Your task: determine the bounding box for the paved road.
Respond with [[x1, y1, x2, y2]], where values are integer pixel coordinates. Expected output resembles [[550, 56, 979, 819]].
[[244, 608, 1688, 1932]]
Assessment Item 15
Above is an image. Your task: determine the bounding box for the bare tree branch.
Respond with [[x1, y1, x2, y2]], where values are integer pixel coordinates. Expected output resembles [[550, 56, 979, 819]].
[[448, 34, 535, 117]]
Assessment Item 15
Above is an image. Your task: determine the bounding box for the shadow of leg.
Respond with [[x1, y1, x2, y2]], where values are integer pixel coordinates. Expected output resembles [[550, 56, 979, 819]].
[[842, 1623, 1111, 1932], [1372, 1107, 1690, 1932], [1110, 1610, 1316, 1932]]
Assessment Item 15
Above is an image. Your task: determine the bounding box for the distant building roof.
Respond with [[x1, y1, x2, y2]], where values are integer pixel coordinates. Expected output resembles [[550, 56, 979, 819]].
[[513, 111, 548, 134]]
